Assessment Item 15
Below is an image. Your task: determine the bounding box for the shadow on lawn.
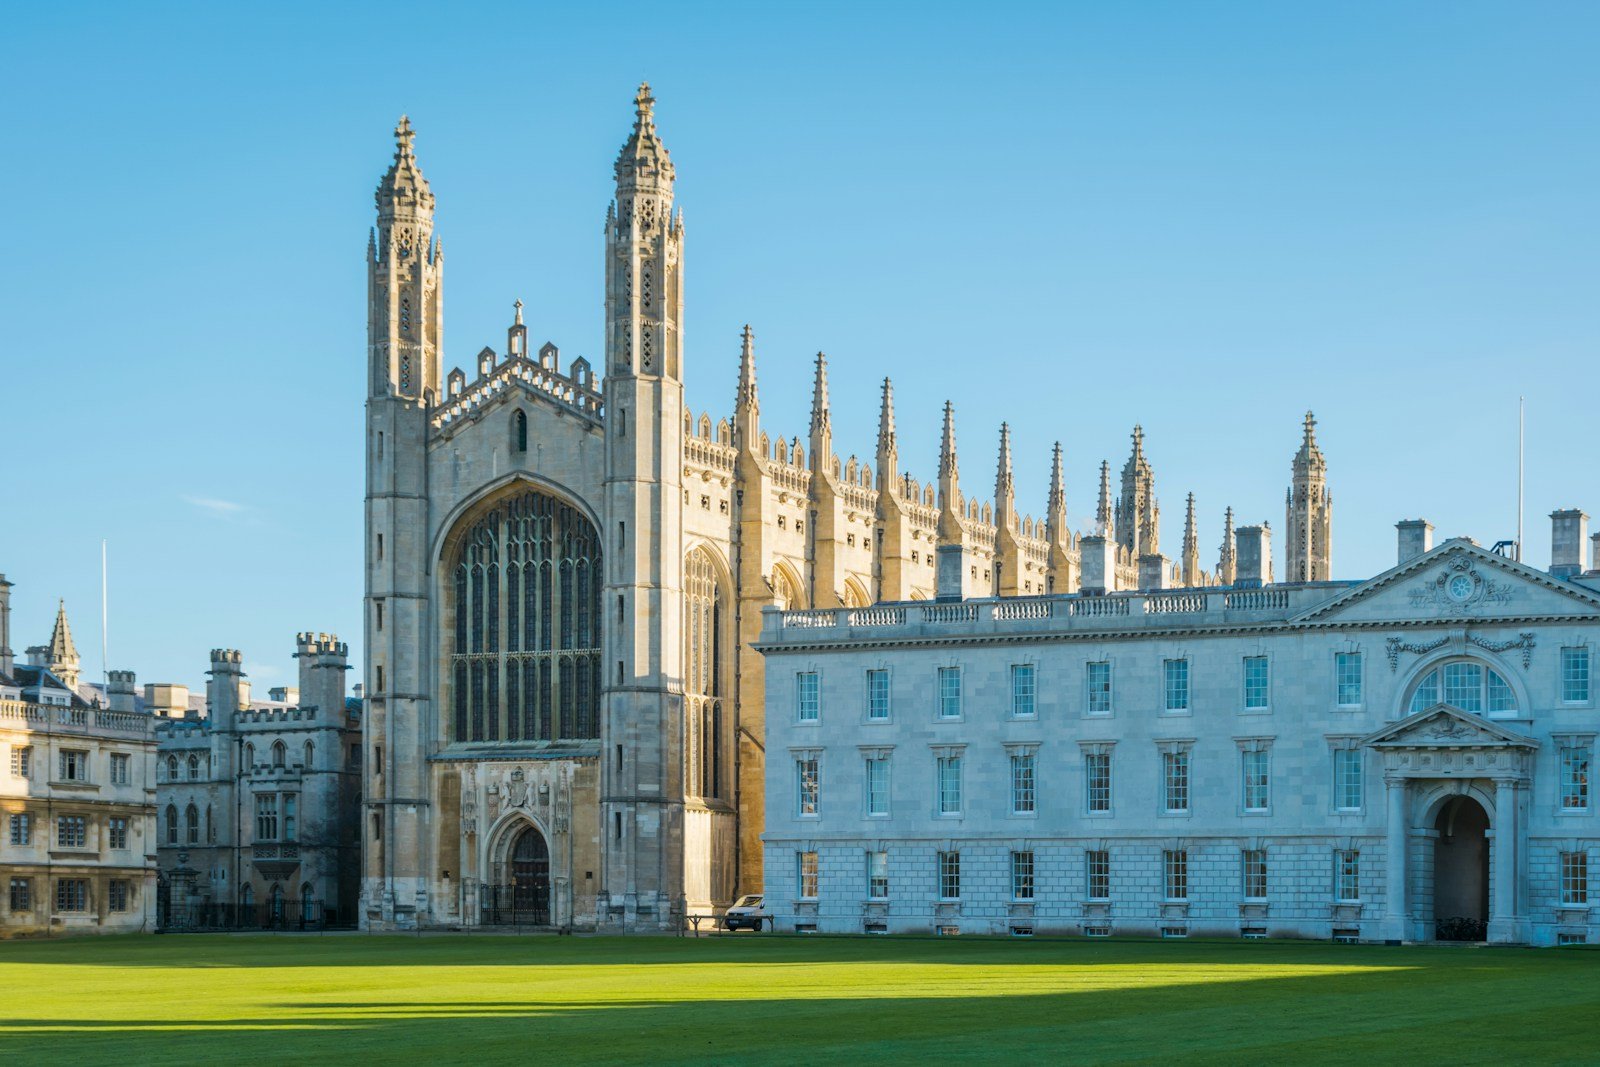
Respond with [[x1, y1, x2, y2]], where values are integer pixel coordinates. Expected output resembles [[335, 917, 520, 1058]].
[[1, 962, 1595, 1067]]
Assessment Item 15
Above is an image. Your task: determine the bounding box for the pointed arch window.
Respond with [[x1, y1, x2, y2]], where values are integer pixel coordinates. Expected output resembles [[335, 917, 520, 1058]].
[[271, 741, 287, 769], [187, 754, 200, 781], [448, 487, 602, 743], [185, 803, 199, 845], [684, 548, 730, 801], [164, 804, 178, 845], [512, 410, 528, 454]]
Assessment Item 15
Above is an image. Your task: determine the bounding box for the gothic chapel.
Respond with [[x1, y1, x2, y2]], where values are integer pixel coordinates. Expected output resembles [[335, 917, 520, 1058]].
[[360, 86, 1330, 930]]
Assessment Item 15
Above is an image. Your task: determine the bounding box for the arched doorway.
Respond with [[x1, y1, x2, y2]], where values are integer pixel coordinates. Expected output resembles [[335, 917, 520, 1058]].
[[512, 826, 551, 922], [1434, 795, 1490, 941]]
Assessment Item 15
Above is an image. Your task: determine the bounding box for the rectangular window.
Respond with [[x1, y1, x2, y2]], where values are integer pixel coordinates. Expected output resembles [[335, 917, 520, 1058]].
[[255, 794, 279, 840], [1085, 751, 1112, 813], [1560, 852, 1588, 906], [1560, 744, 1591, 811], [1163, 849, 1188, 901], [1335, 652, 1363, 706], [108, 817, 128, 850], [1011, 664, 1036, 717], [108, 880, 129, 912], [1011, 850, 1035, 901], [864, 756, 890, 816], [1010, 751, 1036, 814], [1335, 849, 1360, 903], [1086, 850, 1111, 900], [9, 812, 32, 846], [937, 667, 962, 718], [56, 878, 88, 912], [109, 753, 130, 786], [1443, 662, 1481, 713], [866, 669, 890, 720], [1335, 748, 1364, 810], [1243, 656, 1270, 709], [938, 850, 961, 900], [936, 754, 963, 815], [796, 757, 820, 817], [1164, 659, 1190, 712], [1242, 748, 1270, 812], [1162, 750, 1190, 814], [1562, 647, 1591, 703], [1086, 661, 1112, 715], [8, 878, 32, 912], [797, 851, 819, 900], [796, 672, 820, 722], [56, 815, 86, 848], [9, 745, 31, 779], [1243, 849, 1268, 901], [58, 749, 87, 782], [867, 850, 889, 900]]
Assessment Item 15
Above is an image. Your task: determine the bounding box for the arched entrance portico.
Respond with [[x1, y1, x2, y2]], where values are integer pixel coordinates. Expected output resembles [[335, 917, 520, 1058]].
[[1432, 795, 1490, 941], [1364, 703, 1537, 944], [482, 820, 552, 926]]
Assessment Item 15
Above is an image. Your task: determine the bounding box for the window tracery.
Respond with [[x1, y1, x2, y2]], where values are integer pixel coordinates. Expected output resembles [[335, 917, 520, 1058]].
[[450, 488, 602, 744], [684, 548, 728, 800]]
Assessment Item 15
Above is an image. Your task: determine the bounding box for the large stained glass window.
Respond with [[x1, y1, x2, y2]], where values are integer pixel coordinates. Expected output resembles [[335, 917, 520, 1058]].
[[450, 488, 602, 743]]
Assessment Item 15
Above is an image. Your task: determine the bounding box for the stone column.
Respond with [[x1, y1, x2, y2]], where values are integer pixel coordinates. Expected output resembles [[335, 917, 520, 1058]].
[[1489, 777, 1521, 944], [1383, 776, 1408, 941]]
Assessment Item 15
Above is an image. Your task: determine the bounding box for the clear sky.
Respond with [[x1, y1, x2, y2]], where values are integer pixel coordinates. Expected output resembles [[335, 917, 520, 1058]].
[[2, 2, 1596, 690]]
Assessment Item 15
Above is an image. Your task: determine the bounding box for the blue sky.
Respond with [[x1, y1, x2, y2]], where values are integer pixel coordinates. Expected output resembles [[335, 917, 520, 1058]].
[[2, 2, 1596, 689]]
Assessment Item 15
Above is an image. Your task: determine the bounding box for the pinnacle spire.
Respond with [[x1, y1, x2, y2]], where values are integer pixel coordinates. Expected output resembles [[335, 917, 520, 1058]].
[[736, 325, 759, 411], [1096, 460, 1114, 537], [49, 599, 78, 666], [995, 423, 1015, 515], [1218, 505, 1238, 585], [939, 401, 959, 481], [1046, 442, 1068, 542], [809, 352, 832, 439], [877, 378, 897, 459], [1183, 492, 1198, 550]]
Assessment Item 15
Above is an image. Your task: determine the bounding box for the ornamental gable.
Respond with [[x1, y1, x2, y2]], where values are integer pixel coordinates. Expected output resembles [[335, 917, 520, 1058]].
[[1294, 541, 1600, 627]]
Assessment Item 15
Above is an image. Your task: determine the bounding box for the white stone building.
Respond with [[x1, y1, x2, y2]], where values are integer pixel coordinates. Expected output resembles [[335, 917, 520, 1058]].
[[759, 516, 1600, 945], [0, 578, 159, 936]]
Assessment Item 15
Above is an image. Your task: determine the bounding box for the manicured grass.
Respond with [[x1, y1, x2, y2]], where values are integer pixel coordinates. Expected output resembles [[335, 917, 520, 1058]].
[[0, 934, 1593, 1065]]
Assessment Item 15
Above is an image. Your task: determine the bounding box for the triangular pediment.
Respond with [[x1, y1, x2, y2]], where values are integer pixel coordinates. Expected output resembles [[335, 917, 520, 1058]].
[[1362, 703, 1537, 749], [1294, 540, 1600, 626]]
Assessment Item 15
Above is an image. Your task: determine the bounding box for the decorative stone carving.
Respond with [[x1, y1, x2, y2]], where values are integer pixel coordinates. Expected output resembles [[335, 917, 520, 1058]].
[[1468, 631, 1536, 668], [1385, 635, 1449, 671], [1408, 554, 1515, 617]]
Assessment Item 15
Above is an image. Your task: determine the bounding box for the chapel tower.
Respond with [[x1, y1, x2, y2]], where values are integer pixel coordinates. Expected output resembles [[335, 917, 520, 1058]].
[[362, 117, 442, 925], [600, 83, 693, 926], [1286, 411, 1332, 582]]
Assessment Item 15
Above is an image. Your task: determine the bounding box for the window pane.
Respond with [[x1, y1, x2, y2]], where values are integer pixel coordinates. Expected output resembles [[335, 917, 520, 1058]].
[[1164, 659, 1190, 711], [1087, 661, 1112, 714], [938, 667, 962, 718], [1562, 648, 1591, 703], [867, 669, 890, 720], [1243, 657, 1269, 709], [1335, 652, 1362, 706], [1011, 664, 1036, 717]]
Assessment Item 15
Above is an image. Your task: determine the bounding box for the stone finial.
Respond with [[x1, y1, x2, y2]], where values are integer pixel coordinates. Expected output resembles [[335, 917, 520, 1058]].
[[994, 423, 1014, 520], [1217, 505, 1238, 585], [375, 114, 434, 216], [938, 401, 958, 480], [1096, 460, 1113, 538], [809, 352, 831, 438], [1046, 443, 1067, 529], [735, 325, 759, 412], [514, 299, 524, 326]]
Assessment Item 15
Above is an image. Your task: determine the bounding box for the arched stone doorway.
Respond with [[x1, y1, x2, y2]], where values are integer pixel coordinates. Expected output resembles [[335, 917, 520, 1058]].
[[483, 822, 552, 926], [1433, 795, 1490, 941]]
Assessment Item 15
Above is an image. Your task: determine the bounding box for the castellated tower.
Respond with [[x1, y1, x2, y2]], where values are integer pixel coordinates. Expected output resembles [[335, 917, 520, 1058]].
[[1286, 411, 1333, 581]]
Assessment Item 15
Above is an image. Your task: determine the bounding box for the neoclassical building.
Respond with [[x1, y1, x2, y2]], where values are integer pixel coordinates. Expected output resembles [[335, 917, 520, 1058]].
[[759, 516, 1600, 945], [360, 86, 1336, 930]]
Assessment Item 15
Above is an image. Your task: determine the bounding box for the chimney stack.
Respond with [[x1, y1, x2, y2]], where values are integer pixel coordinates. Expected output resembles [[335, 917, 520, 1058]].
[[106, 670, 136, 713], [1235, 524, 1272, 589], [1080, 535, 1116, 595], [1590, 531, 1600, 575], [1551, 509, 1589, 579], [1138, 553, 1172, 591], [935, 544, 967, 602], [1397, 519, 1434, 565], [0, 573, 11, 676]]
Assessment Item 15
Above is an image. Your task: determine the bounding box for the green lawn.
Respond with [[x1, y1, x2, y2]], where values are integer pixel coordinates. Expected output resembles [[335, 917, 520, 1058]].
[[0, 934, 1593, 1065]]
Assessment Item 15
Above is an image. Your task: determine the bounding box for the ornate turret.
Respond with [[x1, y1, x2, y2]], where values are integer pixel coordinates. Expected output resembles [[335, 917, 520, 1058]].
[[47, 600, 80, 692], [1115, 424, 1160, 558], [369, 115, 443, 400], [607, 83, 683, 380], [1286, 411, 1332, 582], [614, 82, 675, 198]]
